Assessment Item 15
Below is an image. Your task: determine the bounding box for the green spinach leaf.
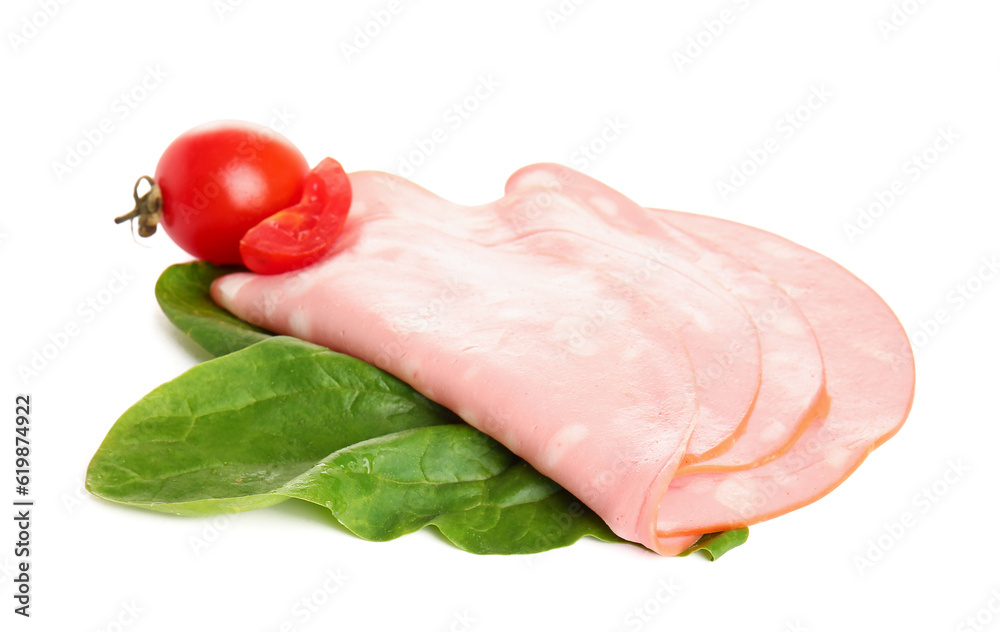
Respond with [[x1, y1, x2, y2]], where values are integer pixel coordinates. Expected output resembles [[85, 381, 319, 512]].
[[155, 261, 273, 357], [279, 424, 621, 553], [87, 336, 622, 553], [86, 336, 462, 514], [90, 261, 748, 558], [679, 527, 749, 560]]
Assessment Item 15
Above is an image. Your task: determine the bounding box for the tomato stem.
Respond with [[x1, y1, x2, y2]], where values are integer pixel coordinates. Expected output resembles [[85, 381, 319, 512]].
[[114, 176, 163, 238]]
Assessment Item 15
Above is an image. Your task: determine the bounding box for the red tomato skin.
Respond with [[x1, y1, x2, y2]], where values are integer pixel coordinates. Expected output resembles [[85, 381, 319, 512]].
[[239, 158, 352, 275], [154, 121, 309, 265]]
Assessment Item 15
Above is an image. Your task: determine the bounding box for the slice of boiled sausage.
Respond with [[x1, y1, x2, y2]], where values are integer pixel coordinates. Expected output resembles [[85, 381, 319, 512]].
[[502, 164, 828, 471], [350, 168, 764, 464], [213, 212, 702, 554], [650, 209, 915, 539]]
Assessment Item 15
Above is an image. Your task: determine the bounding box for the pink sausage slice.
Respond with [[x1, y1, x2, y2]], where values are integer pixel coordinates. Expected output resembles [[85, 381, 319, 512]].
[[350, 168, 764, 464], [213, 213, 702, 555], [650, 210, 915, 539], [502, 164, 828, 470]]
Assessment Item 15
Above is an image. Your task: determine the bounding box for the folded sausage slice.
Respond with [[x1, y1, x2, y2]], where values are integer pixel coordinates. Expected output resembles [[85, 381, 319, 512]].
[[375, 163, 823, 473], [650, 210, 915, 538], [213, 212, 702, 554], [349, 168, 764, 463], [501, 164, 828, 471]]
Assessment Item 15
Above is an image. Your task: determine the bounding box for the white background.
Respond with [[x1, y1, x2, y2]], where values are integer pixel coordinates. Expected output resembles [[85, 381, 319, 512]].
[[2, 0, 999, 630]]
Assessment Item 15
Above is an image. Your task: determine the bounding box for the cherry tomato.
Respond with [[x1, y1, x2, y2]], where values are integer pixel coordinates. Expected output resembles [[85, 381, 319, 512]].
[[239, 157, 352, 275], [153, 121, 309, 265]]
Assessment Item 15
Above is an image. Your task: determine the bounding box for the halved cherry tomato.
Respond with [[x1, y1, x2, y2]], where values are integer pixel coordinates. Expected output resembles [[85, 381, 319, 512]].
[[116, 120, 310, 265], [239, 157, 352, 275]]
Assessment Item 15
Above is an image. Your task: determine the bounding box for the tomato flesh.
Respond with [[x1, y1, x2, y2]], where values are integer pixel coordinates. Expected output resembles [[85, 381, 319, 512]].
[[239, 157, 352, 275], [155, 121, 309, 265]]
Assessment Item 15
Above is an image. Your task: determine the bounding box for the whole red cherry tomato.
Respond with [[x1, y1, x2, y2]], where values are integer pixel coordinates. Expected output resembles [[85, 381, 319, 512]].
[[239, 157, 352, 275], [117, 120, 309, 265]]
